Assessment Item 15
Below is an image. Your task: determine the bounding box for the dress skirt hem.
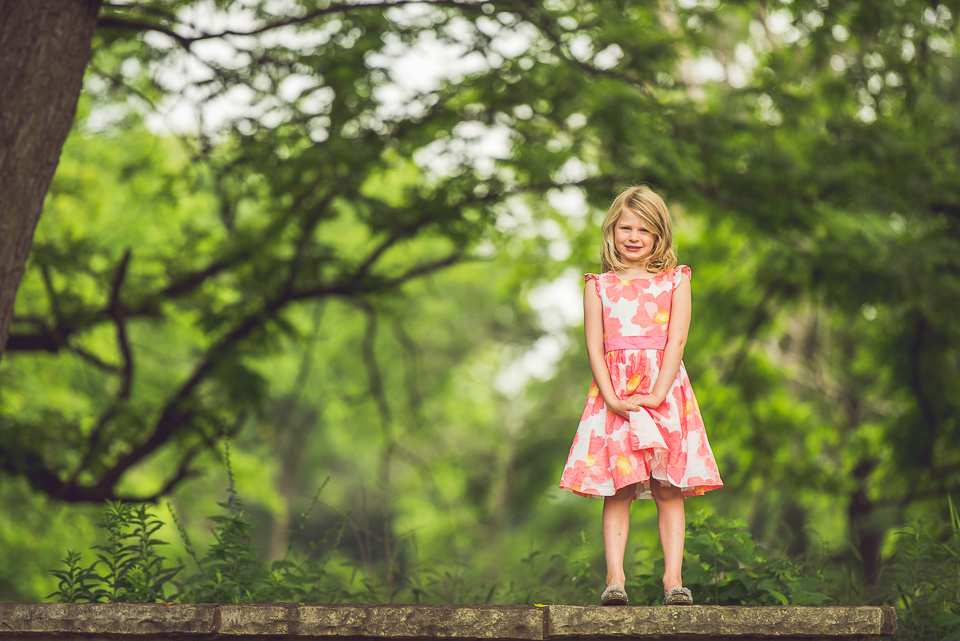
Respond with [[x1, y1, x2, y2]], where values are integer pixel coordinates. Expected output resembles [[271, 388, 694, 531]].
[[559, 405, 723, 501]]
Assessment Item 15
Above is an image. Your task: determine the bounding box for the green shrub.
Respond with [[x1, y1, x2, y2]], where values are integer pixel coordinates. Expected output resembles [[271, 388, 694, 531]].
[[630, 509, 833, 606], [49, 464, 343, 603], [879, 497, 960, 641]]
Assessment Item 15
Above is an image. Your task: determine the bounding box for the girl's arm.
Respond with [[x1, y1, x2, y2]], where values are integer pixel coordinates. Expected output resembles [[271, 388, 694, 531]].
[[631, 272, 691, 408], [584, 279, 640, 418]]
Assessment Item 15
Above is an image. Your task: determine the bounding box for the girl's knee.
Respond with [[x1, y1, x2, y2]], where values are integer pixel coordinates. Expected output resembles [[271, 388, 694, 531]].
[[609, 484, 636, 501], [651, 480, 682, 501]]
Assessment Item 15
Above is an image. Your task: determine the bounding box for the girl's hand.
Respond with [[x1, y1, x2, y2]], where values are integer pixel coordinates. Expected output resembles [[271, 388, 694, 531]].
[[627, 393, 665, 409], [608, 397, 642, 419]]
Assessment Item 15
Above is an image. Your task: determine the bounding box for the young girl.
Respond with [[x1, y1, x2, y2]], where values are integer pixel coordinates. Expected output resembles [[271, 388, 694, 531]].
[[559, 185, 722, 606]]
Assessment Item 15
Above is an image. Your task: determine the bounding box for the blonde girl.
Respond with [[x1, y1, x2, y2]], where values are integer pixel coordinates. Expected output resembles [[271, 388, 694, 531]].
[[559, 185, 722, 606]]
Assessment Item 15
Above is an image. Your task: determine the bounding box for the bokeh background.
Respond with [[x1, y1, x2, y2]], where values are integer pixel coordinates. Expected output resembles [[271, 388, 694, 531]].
[[1, 0, 958, 630]]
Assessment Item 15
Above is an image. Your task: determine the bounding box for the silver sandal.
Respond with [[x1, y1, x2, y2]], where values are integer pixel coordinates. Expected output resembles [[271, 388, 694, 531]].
[[663, 586, 693, 605], [600, 583, 628, 606]]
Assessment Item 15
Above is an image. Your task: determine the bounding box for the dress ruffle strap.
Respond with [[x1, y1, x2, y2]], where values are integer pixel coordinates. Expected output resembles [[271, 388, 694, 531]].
[[584, 273, 601, 296]]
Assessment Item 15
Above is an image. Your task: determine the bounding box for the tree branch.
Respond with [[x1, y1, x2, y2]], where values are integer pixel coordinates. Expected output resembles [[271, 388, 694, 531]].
[[96, 16, 191, 50], [508, 2, 659, 101], [135, 448, 202, 503], [89, 245, 462, 496], [64, 249, 135, 489], [98, 0, 490, 49], [69, 344, 123, 373], [6, 206, 301, 355], [355, 301, 392, 428], [392, 318, 426, 426]]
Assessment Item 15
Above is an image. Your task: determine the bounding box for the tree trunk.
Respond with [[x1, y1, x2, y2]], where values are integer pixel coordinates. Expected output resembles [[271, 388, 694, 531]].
[[848, 457, 882, 583], [0, 0, 102, 362]]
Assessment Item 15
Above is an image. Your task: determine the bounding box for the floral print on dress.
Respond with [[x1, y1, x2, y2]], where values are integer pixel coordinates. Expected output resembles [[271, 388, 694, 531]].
[[559, 265, 723, 500]]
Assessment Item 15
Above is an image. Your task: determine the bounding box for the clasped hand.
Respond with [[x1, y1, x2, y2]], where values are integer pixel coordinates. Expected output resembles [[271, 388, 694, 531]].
[[609, 393, 664, 418]]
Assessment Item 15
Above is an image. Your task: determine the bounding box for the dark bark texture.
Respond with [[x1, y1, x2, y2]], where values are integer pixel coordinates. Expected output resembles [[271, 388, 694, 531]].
[[0, 0, 102, 362]]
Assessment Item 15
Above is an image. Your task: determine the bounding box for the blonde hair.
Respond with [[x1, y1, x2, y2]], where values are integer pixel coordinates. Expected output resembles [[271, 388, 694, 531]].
[[600, 185, 677, 274]]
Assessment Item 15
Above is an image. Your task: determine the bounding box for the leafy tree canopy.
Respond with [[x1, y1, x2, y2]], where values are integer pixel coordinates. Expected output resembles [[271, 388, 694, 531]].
[[1, 0, 958, 593]]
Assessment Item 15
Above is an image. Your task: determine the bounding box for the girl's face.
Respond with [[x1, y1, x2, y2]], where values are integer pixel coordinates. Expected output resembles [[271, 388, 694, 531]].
[[614, 208, 656, 266]]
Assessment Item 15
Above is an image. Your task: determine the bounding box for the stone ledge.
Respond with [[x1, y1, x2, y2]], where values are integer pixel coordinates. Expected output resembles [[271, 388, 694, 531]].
[[548, 605, 897, 639], [216, 604, 542, 638], [0, 603, 896, 640]]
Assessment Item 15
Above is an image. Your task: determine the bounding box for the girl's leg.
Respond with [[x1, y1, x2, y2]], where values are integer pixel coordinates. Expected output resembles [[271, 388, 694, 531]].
[[602, 484, 635, 586], [651, 480, 685, 590]]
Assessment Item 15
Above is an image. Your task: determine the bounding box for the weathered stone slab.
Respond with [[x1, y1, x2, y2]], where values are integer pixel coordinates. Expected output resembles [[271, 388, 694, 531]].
[[0, 602, 217, 636], [547, 605, 897, 639], [218, 604, 544, 638]]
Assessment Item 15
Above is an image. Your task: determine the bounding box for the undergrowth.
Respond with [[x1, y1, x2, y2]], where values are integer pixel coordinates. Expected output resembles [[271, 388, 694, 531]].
[[632, 510, 833, 607], [50, 453, 345, 604], [877, 497, 960, 641], [48, 462, 959, 641]]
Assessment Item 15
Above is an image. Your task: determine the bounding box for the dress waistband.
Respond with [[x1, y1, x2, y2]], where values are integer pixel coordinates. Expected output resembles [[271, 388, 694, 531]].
[[604, 335, 667, 352]]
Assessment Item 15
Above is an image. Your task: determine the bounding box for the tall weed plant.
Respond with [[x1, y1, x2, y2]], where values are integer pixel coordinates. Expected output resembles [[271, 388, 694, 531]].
[[50, 502, 178, 603], [879, 497, 960, 641], [50, 454, 345, 604]]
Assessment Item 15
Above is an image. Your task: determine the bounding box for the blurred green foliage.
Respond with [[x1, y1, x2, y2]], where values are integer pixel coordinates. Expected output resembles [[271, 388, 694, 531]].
[[1, 3, 959, 636]]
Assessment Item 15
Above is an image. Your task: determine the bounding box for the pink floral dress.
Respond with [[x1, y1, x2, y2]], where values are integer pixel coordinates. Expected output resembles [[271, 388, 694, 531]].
[[559, 265, 722, 500]]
